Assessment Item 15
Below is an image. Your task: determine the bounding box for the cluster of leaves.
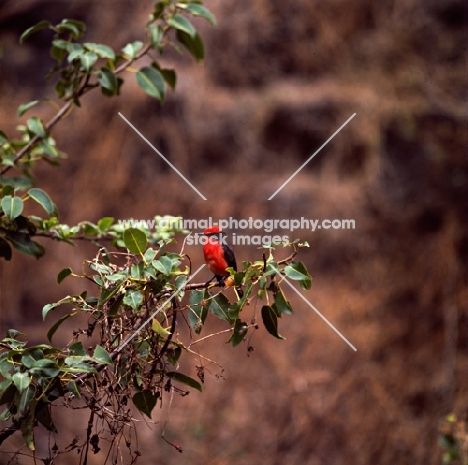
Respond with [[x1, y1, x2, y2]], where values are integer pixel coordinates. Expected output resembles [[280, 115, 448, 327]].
[[439, 413, 468, 465], [0, 0, 215, 261], [0, 228, 310, 457], [0, 332, 113, 450], [189, 244, 311, 344], [18, 1, 214, 103]]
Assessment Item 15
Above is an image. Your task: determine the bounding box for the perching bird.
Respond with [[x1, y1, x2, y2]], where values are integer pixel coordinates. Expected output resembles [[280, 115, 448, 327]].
[[202, 226, 243, 297]]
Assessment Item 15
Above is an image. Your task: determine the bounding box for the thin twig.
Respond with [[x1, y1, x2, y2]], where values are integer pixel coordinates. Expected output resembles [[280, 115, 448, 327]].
[[81, 395, 96, 465], [276, 251, 297, 265]]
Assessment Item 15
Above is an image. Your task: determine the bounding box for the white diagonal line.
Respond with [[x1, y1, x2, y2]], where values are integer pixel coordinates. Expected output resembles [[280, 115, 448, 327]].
[[268, 112, 356, 200], [116, 264, 206, 352], [118, 112, 207, 200], [272, 267, 357, 351]]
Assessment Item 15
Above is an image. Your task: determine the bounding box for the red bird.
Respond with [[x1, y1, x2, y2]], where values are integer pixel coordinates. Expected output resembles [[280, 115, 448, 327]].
[[202, 226, 243, 297]]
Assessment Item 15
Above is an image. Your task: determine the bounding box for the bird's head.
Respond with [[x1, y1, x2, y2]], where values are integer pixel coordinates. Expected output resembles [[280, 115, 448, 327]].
[[203, 226, 222, 236]]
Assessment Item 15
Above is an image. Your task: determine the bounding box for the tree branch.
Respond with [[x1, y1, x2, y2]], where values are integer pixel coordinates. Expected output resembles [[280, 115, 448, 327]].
[[0, 41, 152, 176]]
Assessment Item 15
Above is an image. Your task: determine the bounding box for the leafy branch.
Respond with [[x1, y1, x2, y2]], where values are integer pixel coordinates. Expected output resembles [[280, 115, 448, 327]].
[[0, 2, 315, 463], [0, 1, 214, 259], [0, 230, 311, 461]]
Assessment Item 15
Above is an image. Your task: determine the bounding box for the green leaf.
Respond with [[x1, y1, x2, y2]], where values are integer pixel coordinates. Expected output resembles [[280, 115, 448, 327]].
[[35, 401, 58, 432], [68, 341, 87, 356], [0, 130, 8, 143], [144, 247, 158, 263], [20, 20, 51, 43], [188, 289, 209, 333], [21, 354, 36, 369], [98, 284, 122, 307], [50, 43, 66, 63], [123, 290, 143, 311], [82, 221, 99, 236], [0, 238, 12, 261], [56, 19, 86, 39], [232, 282, 253, 314], [42, 296, 73, 319], [63, 358, 97, 374], [97, 216, 114, 231], [165, 347, 182, 365], [136, 66, 165, 101], [80, 51, 98, 71], [5, 231, 44, 258], [148, 24, 163, 47], [66, 380, 81, 398], [152, 318, 171, 336], [99, 68, 121, 96], [93, 345, 112, 365], [22, 351, 42, 367], [227, 319, 248, 347], [51, 39, 73, 51], [166, 371, 202, 392], [167, 15, 196, 38], [264, 262, 279, 276], [19, 384, 36, 415], [57, 267, 72, 284], [57, 19, 86, 39], [167, 253, 182, 269], [39, 140, 59, 158], [274, 290, 293, 315], [261, 305, 285, 340], [12, 371, 30, 393], [153, 255, 173, 275], [29, 359, 60, 378], [42, 303, 58, 320], [151, 0, 170, 20], [67, 45, 85, 62], [174, 275, 187, 299], [1, 195, 24, 220], [20, 402, 36, 450], [183, 3, 216, 25], [28, 188, 56, 216], [0, 382, 15, 406], [2, 185, 14, 196], [176, 30, 204, 62], [46, 312, 76, 342], [30, 344, 55, 353], [0, 358, 13, 378], [123, 228, 147, 255], [3, 329, 26, 346], [27, 116, 46, 137], [209, 293, 233, 323], [132, 389, 158, 418], [122, 41, 143, 59], [12, 215, 30, 232], [83, 42, 115, 60], [284, 261, 312, 290], [62, 363, 98, 374], [131, 262, 144, 279], [0, 176, 32, 190], [0, 407, 11, 421], [161, 68, 176, 91], [3, 328, 21, 339], [17, 100, 39, 118]]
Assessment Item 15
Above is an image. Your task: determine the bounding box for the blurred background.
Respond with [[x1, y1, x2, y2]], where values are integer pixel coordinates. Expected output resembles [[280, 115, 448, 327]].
[[0, 0, 467, 463]]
